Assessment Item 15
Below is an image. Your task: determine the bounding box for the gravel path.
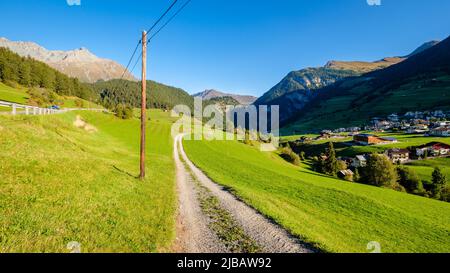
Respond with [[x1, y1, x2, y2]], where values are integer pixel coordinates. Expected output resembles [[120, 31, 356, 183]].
[[173, 135, 228, 253], [174, 134, 314, 253]]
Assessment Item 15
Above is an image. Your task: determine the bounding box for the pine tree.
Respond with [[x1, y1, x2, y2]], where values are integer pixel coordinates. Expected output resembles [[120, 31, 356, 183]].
[[324, 142, 339, 177], [431, 167, 447, 199]]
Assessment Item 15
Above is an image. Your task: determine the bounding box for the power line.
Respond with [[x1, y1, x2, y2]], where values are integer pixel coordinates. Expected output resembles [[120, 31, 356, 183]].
[[121, 0, 187, 82], [148, 0, 192, 43], [130, 51, 143, 75], [107, 0, 190, 108], [120, 40, 141, 80], [146, 0, 179, 34]]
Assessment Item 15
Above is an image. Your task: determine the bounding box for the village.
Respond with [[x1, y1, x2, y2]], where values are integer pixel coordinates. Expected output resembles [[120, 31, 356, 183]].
[[291, 110, 450, 180]]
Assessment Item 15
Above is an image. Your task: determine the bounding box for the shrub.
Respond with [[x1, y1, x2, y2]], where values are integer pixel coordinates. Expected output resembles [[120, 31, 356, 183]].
[[280, 146, 301, 166], [114, 104, 133, 120], [74, 98, 85, 108]]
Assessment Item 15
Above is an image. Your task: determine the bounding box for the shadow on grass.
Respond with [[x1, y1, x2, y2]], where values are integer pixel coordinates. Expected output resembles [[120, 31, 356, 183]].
[[112, 165, 138, 179]]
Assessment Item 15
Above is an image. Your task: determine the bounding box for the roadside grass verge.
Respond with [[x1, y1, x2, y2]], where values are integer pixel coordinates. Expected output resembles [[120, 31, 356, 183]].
[[183, 139, 450, 253], [0, 110, 176, 252]]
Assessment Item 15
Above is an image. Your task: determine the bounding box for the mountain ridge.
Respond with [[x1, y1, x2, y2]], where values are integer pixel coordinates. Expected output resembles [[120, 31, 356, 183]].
[[254, 40, 442, 124], [0, 37, 136, 83], [255, 40, 440, 108], [282, 36, 450, 133], [193, 89, 257, 105]]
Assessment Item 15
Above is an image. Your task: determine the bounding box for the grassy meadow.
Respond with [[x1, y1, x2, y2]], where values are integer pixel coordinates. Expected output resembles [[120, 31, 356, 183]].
[[406, 158, 450, 182], [0, 82, 30, 104], [0, 109, 177, 252], [183, 138, 450, 253]]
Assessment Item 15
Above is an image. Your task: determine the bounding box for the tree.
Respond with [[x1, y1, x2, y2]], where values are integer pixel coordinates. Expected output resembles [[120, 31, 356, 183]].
[[431, 167, 447, 199], [397, 166, 424, 194], [114, 104, 133, 120], [18, 61, 32, 86], [365, 153, 398, 188], [323, 142, 339, 177], [337, 160, 348, 171], [441, 186, 450, 203]]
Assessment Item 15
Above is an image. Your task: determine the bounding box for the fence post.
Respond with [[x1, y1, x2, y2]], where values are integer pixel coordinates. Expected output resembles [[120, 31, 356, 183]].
[[33, 107, 38, 115], [25, 107, 30, 115], [12, 104, 17, 115]]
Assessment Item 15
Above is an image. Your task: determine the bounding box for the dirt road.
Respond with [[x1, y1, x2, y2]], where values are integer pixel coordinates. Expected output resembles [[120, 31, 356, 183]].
[[174, 134, 314, 253]]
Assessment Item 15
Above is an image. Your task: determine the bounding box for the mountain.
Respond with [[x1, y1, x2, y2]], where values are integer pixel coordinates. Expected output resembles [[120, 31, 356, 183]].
[[254, 40, 441, 123], [0, 37, 136, 83], [406, 40, 440, 57], [324, 57, 405, 73], [193, 89, 257, 105], [0, 47, 95, 100], [282, 36, 450, 134], [255, 68, 360, 107]]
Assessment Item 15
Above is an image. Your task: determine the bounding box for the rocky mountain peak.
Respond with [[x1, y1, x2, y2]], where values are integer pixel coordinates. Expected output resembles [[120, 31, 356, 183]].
[[0, 37, 136, 83]]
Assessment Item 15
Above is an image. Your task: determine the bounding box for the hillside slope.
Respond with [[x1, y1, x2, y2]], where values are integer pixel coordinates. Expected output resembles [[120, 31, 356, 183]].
[[283, 36, 450, 133], [256, 41, 437, 106], [91, 79, 193, 110], [255, 41, 439, 123], [0, 110, 177, 252], [0, 37, 136, 83], [183, 138, 450, 253]]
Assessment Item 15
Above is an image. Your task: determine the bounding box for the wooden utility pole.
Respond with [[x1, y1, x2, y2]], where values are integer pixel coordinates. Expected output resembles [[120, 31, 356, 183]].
[[140, 31, 147, 180]]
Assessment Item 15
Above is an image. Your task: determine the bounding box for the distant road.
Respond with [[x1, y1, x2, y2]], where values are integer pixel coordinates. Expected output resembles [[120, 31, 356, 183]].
[[0, 100, 105, 115]]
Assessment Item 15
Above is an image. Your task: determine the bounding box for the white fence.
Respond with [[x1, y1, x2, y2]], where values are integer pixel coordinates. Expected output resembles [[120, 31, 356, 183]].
[[0, 100, 105, 116]]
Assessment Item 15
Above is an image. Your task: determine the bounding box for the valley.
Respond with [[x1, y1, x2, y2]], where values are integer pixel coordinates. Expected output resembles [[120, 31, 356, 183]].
[[0, 1, 449, 255]]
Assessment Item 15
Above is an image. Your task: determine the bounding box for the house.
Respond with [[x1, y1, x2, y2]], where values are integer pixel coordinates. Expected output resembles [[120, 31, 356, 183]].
[[385, 148, 410, 164], [416, 142, 450, 157], [338, 169, 354, 179], [405, 111, 424, 119], [428, 127, 450, 137], [388, 114, 399, 122], [353, 134, 398, 146], [354, 134, 380, 145], [431, 143, 450, 156], [407, 124, 429, 134], [352, 155, 368, 168]]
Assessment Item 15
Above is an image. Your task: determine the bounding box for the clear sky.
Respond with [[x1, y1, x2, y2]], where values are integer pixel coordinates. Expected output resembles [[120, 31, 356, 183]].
[[0, 0, 449, 96]]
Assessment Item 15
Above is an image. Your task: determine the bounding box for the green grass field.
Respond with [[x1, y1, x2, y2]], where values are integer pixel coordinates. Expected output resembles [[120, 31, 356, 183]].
[[0, 82, 30, 104], [183, 138, 450, 253], [407, 158, 450, 182], [0, 110, 177, 252]]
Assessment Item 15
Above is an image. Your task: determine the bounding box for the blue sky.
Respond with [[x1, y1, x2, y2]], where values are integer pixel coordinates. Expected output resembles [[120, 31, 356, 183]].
[[0, 0, 449, 96]]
